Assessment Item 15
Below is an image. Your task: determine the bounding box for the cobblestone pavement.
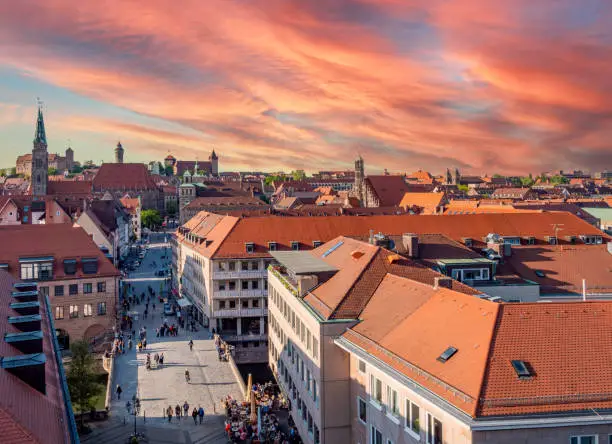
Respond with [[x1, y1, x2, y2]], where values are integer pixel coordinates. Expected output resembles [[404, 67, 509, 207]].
[[83, 234, 242, 444]]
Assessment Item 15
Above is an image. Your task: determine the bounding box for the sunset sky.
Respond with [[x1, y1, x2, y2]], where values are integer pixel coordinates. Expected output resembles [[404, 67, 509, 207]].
[[0, 0, 611, 175]]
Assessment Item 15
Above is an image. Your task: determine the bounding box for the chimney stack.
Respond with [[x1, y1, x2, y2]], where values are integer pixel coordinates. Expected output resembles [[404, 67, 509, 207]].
[[402, 233, 419, 258], [434, 276, 453, 290]]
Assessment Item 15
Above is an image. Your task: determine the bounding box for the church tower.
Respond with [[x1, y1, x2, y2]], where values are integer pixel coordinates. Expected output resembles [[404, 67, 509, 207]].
[[31, 104, 48, 197], [354, 155, 365, 204], [209, 149, 219, 176], [115, 141, 124, 163]]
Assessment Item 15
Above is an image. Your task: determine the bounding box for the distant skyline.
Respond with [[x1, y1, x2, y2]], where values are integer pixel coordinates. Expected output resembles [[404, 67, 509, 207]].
[[1, 0, 611, 175]]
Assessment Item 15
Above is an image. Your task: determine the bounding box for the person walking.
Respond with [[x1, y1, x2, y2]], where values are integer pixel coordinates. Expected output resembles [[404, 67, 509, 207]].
[[175, 404, 181, 421], [183, 401, 189, 417], [198, 405, 204, 424], [167, 405, 173, 423], [116, 384, 122, 400], [191, 407, 198, 425]]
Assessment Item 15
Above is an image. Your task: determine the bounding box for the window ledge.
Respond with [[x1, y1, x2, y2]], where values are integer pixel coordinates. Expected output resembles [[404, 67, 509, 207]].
[[405, 427, 421, 441], [369, 399, 383, 411], [387, 412, 401, 425]]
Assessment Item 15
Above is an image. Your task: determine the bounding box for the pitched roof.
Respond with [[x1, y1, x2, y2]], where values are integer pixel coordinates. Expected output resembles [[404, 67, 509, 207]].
[[202, 211, 607, 258], [175, 161, 212, 176], [0, 224, 119, 280], [501, 244, 612, 295], [0, 270, 72, 443], [364, 175, 409, 206], [46, 180, 93, 196], [399, 192, 445, 213], [92, 163, 157, 191], [185, 196, 267, 209]]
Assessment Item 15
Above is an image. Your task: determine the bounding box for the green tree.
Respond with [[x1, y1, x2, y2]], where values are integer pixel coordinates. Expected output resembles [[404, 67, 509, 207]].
[[264, 175, 284, 186], [71, 165, 83, 174], [166, 200, 178, 217], [457, 184, 469, 193], [48, 167, 58, 176], [9, 167, 17, 177], [67, 340, 101, 430], [164, 165, 174, 176], [291, 169, 306, 181], [520, 176, 534, 187], [0, 169, 6, 177], [142, 209, 162, 230]]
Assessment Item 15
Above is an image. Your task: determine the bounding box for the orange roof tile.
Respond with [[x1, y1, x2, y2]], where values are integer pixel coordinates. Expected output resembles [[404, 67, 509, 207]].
[[399, 192, 445, 213], [92, 163, 157, 191]]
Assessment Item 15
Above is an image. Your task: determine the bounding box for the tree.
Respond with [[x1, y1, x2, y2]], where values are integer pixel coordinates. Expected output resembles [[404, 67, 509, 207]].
[[520, 176, 535, 187], [0, 169, 6, 177], [9, 167, 17, 177], [71, 165, 83, 174], [142, 209, 162, 230], [264, 175, 284, 186], [164, 165, 174, 176], [166, 200, 178, 217], [67, 340, 101, 431], [291, 170, 306, 181], [48, 167, 58, 176], [457, 184, 469, 193]]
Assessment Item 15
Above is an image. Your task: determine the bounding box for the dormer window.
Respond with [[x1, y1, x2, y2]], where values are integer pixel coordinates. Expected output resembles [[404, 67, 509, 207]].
[[245, 242, 255, 254], [82, 258, 99, 275], [526, 236, 536, 245], [63, 259, 77, 275], [19, 257, 53, 281], [547, 236, 557, 245], [291, 241, 300, 251], [462, 238, 473, 247], [312, 240, 322, 248], [268, 242, 278, 251]]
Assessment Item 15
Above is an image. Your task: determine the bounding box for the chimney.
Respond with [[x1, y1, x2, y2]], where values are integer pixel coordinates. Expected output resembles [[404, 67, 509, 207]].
[[402, 233, 419, 258], [434, 276, 453, 290]]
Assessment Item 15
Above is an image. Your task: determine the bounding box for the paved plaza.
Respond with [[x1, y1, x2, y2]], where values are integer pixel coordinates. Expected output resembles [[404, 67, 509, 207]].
[[82, 234, 242, 444]]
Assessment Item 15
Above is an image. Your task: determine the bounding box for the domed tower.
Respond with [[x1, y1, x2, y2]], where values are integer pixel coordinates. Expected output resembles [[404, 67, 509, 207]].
[[115, 141, 124, 164], [209, 149, 219, 176], [31, 104, 48, 197]]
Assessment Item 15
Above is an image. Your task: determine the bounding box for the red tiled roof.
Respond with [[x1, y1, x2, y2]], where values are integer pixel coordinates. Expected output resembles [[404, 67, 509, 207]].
[[92, 163, 157, 191], [185, 196, 268, 209], [205, 211, 607, 258], [0, 224, 120, 280], [399, 192, 445, 213], [0, 270, 71, 443], [364, 175, 409, 206], [47, 180, 93, 196], [175, 161, 212, 176]]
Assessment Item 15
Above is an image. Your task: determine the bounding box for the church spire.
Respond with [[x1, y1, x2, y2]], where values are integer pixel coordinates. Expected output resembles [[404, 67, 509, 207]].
[[34, 103, 47, 145]]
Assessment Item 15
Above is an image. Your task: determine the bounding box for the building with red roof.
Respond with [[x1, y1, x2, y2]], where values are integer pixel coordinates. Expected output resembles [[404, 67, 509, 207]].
[[92, 163, 162, 210], [0, 271, 78, 443]]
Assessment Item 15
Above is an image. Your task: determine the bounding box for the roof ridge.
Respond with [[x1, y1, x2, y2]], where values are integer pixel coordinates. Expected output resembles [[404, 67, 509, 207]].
[[208, 215, 241, 257]]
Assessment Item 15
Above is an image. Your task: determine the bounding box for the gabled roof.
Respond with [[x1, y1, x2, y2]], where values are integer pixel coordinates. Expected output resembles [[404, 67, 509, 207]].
[[399, 192, 445, 213], [364, 175, 409, 206], [92, 163, 157, 191], [185, 196, 267, 209], [47, 180, 93, 196]]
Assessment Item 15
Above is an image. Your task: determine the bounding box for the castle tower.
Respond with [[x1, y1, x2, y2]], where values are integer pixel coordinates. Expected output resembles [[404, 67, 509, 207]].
[[115, 141, 124, 164], [209, 149, 219, 176], [354, 155, 365, 204], [31, 104, 48, 197], [65, 146, 74, 172]]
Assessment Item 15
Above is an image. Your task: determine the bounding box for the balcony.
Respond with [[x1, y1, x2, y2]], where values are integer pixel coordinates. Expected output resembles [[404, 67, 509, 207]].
[[213, 269, 267, 280], [222, 332, 268, 342], [214, 307, 268, 318], [214, 289, 265, 299]]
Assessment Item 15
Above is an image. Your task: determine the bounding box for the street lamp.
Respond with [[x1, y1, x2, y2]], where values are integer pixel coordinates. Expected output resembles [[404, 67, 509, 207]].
[[132, 394, 141, 435]]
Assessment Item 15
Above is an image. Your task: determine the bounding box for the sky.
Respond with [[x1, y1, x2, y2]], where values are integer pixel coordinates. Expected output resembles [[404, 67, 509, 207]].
[[0, 0, 611, 175]]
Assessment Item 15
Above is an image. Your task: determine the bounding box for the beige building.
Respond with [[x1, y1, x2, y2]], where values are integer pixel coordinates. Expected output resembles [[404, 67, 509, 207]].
[[267, 236, 612, 444], [0, 224, 119, 345]]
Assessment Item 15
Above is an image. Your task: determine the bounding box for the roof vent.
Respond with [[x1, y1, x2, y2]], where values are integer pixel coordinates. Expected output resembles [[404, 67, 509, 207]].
[[9, 301, 40, 316], [0, 353, 46, 393], [5, 331, 44, 354], [434, 276, 453, 290], [8, 315, 42, 332], [437, 346, 458, 363], [511, 360, 532, 379], [386, 253, 401, 264]]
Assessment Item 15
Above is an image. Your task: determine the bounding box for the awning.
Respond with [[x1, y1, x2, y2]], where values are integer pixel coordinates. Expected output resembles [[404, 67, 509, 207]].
[[177, 298, 192, 308]]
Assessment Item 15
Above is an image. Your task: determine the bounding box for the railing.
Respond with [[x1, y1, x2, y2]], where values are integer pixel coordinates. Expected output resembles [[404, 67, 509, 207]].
[[222, 332, 268, 342], [269, 267, 298, 297], [213, 270, 267, 279], [214, 307, 268, 318], [215, 289, 265, 298]]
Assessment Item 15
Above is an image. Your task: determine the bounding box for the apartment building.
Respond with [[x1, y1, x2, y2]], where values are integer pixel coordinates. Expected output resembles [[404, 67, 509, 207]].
[[0, 224, 120, 346], [267, 236, 612, 444], [175, 211, 607, 364], [266, 236, 479, 444]]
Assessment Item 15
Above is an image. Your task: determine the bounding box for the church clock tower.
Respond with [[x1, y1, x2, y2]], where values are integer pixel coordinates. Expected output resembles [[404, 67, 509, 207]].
[[31, 104, 48, 197]]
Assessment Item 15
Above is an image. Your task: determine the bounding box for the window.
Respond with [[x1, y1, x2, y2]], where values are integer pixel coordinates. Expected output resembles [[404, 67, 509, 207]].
[[313, 338, 319, 360], [68, 284, 78, 295], [242, 300, 249, 308], [426, 413, 442, 444], [406, 400, 420, 434], [570, 437, 597, 444], [23, 216, 28, 223], [548, 236, 558, 245], [527, 236, 536, 245], [229, 281, 236, 290], [242, 280, 249, 290], [251, 261, 259, 270], [229, 262, 236, 271], [245, 242, 255, 253], [306, 369, 311, 392], [387, 386, 399, 416], [313, 379, 318, 405], [268, 242, 278, 251], [242, 261, 249, 271], [357, 397, 367, 424], [358, 359, 366, 373], [252, 280, 259, 290], [502, 237, 521, 245], [218, 262, 226, 271], [219, 282, 226, 291], [313, 240, 322, 248], [219, 301, 226, 309], [82, 258, 98, 274], [39, 286, 49, 297], [63, 259, 77, 275], [370, 426, 383, 444], [55, 306, 64, 320], [229, 300, 236, 309], [97, 281, 106, 292], [20, 261, 53, 281], [69, 305, 79, 318], [84, 304, 92, 317], [253, 299, 259, 308], [83, 283, 92, 294], [55, 285, 64, 296], [370, 374, 382, 404], [308, 412, 313, 433], [97, 302, 107, 315], [291, 241, 300, 251]]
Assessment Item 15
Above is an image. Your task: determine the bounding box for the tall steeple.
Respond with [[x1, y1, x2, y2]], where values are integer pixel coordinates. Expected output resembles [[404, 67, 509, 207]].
[[209, 148, 219, 176], [115, 141, 124, 163], [31, 101, 49, 197]]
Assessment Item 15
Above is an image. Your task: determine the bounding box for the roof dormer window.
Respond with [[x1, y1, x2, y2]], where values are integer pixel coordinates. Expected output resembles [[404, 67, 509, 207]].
[[291, 241, 300, 251], [268, 242, 278, 251], [245, 242, 255, 254], [312, 240, 322, 248], [63, 259, 77, 275]]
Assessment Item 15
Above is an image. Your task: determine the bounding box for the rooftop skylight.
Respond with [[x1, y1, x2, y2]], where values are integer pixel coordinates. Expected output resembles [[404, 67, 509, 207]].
[[511, 360, 532, 378], [437, 346, 458, 363]]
